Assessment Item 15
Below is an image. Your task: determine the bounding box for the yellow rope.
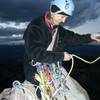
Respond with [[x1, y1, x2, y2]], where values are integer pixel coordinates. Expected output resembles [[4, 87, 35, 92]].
[[72, 54, 100, 64], [66, 54, 100, 78]]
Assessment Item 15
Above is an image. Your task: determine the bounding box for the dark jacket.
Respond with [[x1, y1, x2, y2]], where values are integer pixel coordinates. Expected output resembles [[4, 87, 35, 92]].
[[23, 14, 93, 83]]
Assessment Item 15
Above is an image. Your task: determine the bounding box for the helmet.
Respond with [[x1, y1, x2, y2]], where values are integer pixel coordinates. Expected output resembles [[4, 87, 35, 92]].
[[50, 0, 74, 16]]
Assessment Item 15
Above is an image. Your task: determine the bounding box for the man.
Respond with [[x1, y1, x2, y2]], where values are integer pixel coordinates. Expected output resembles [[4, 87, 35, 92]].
[[23, 0, 100, 99]]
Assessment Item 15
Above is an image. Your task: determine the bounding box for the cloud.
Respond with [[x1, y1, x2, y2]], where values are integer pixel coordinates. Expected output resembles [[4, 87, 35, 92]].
[[0, 21, 25, 45], [0, 21, 28, 29], [0, 0, 100, 28], [0, 27, 24, 36], [66, 0, 100, 28], [0, 38, 24, 45], [0, 28, 24, 45], [0, 0, 50, 22]]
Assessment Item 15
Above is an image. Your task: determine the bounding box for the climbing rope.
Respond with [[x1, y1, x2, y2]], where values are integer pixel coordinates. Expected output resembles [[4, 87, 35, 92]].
[[53, 54, 100, 97], [72, 54, 100, 64], [11, 55, 100, 100], [65, 54, 100, 80], [30, 54, 100, 99]]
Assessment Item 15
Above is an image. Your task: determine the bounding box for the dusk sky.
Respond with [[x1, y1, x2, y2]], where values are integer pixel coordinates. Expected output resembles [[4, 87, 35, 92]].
[[0, 0, 100, 44]]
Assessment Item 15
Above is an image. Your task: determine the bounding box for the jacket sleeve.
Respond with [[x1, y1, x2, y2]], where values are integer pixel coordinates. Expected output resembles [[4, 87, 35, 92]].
[[23, 25, 64, 63], [59, 26, 93, 46]]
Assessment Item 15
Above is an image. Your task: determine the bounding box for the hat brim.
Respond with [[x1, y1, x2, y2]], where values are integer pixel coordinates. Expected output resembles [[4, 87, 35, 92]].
[[58, 12, 71, 16]]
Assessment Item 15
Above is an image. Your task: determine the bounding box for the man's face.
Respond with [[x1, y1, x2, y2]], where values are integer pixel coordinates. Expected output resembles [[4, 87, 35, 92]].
[[52, 13, 69, 25]]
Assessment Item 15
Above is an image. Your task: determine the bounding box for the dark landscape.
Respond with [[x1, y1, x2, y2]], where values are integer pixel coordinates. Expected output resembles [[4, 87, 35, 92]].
[[0, 44, 100, 100]]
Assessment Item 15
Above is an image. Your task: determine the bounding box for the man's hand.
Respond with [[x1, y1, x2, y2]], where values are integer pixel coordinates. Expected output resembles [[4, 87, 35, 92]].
[[91, 34, 100, 42], [63, 52, 72, 61]]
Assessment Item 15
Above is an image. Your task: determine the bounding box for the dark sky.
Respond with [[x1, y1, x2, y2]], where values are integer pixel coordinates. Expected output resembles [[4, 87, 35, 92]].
[[0, 0, 100, 37], [0, 0, 50, 22], [0, 0, 100, 23]]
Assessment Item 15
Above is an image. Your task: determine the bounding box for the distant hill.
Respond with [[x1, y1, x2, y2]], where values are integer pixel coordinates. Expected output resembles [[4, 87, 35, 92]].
[[0, 43, 100, 64], [65, 43, 100, 58], [0, 45, 24, 64]]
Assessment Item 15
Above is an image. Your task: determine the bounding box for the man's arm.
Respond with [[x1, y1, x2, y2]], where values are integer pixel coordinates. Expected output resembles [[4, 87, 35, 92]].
[[59, 26, 93, 45]]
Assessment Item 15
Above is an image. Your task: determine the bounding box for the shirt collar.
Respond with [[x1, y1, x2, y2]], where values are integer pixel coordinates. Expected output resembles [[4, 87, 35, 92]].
[[44, 12, 53, 31]]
